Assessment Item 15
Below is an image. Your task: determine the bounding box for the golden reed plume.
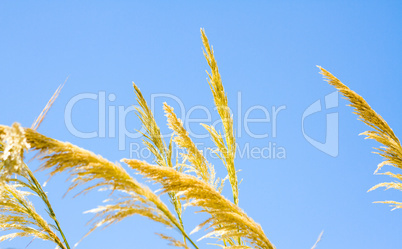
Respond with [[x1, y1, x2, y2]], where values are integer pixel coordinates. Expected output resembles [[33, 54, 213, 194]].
[[319, 66, 402, 210], [201, 29, 239, 206], [123, 159, 275, 249]]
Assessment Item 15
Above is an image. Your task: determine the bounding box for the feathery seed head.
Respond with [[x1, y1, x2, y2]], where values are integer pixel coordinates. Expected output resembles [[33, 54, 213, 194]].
[[200, 29, 238, 206], [164, 103, 217, 187], [123, 159, 275, 249], [0, 123, 30, 178], [319, 66, 402, 209], [25, 128, 186, 245]]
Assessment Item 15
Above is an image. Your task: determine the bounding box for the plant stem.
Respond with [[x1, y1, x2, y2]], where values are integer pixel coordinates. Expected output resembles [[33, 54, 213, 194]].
[[26, 169, 71, 249], [157, 203, 198, 249]]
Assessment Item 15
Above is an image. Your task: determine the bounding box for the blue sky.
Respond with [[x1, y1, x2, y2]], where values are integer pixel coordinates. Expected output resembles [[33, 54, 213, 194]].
[[1, 1, 401, 249]]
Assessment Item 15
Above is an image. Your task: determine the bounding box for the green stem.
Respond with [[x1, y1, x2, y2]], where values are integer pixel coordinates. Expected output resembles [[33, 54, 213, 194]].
[[26, 169, 71, 249], [158, 204, 199, 249], [181, 228, 199, 249], [180, 219, 187, 246]]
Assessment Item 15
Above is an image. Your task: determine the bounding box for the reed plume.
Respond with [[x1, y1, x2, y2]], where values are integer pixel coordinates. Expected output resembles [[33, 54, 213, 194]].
[[25, 128, 198, 248], [0, 123, 30, 178], [0, 124, 70, 249], [133, 83, 169, 167], [164, 103, 219, 189], [133, 83, 190, 245], [319, 66, 402, 210], [201, 29, 239, 206], [0, 182, 65, 247], [123, 159, 275, 249]]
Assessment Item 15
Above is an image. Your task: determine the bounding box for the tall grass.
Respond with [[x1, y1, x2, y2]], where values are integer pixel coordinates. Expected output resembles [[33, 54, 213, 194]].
[[0, 123, 70, 249], [1, 30, 398, 249], [0, 29, 274, 249]]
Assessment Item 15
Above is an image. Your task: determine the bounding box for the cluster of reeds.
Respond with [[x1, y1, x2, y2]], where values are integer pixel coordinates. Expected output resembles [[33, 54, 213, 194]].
[[0, 30, 399, 249]]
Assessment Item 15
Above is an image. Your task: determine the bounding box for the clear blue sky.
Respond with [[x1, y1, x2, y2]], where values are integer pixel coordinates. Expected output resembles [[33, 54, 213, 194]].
[[1, 1, 401, 249]]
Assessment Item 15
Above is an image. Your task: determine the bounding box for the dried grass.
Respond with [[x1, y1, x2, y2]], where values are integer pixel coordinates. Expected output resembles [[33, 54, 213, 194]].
[[123, 159, 275, 249], [319, 66, 402, 210]]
